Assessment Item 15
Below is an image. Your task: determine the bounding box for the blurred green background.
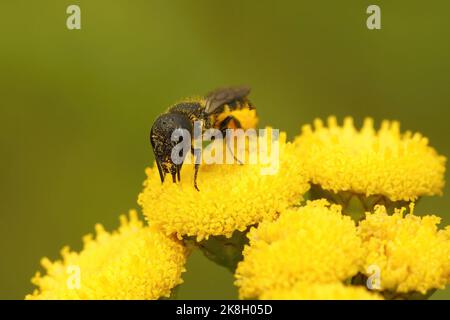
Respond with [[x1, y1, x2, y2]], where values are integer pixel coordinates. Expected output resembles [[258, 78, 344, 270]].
[[0, 0, 449, 299]]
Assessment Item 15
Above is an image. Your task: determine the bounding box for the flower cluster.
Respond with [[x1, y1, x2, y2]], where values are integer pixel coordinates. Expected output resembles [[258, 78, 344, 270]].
[[235, 200, 363, 299], [138, 129, 310, 241], [27, 211, 187, 300], [295, 116, 446, 202], [234, 116, 448, 300], [235, 200, 450, 299], [28, 113, 448, 300], [358, 205, 450, 295]]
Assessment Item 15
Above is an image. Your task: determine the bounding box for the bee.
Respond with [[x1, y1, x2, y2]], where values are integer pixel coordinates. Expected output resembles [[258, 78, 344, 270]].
[[150, 86, 255, 191]]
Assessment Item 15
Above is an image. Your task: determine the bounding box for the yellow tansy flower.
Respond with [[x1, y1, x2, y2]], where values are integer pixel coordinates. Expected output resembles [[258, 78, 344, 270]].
[[235, 200, 363, 299], [358, 205, 450, 295], [26, 211, 187, 300], [138, 129, 310, 241], [261, 282, 382, 300], [295, 116, 446, 202]]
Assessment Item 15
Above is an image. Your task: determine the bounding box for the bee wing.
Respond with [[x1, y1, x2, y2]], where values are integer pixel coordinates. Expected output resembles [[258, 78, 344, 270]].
[[204, 86, 251, 114]]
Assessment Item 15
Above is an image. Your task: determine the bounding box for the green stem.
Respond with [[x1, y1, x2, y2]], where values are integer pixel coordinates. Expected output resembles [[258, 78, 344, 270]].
[[185, 229, 250, 273], [309, 184, 412, 223]]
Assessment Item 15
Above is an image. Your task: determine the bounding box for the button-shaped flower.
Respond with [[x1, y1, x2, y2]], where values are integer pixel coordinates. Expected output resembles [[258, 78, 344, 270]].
[[235, 200, 363, 299], [27, 211, 187, 300]]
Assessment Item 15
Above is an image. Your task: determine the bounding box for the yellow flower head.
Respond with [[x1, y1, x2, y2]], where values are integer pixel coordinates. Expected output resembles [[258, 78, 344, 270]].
[[138, 129, 310, 241], [235, 200, 363, 299], [295, 116, 446, 201], [26, 211, 187, 300], [358, 204, 450, 294], [261, 282, 382, 300]]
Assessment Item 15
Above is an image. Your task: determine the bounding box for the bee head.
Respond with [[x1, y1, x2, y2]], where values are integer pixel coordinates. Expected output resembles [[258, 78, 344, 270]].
[[150, 112, 193, 183]]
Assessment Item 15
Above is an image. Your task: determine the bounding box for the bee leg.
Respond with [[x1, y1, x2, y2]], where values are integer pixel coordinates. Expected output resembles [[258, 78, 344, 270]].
[[226, 135, 243, 165], [176, 164, 181, 182], [171, 171, 177, 183], [219, 116, 243, 165], [194, 163, 200, 191], [191, 146, 201, 191]]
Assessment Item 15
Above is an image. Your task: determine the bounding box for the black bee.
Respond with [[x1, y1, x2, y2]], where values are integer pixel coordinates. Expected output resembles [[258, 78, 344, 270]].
[[150, 86, 255, 191]]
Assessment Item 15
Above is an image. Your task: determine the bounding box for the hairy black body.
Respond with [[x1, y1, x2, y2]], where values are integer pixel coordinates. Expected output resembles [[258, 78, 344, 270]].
[[150, 86, 254, 190]]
